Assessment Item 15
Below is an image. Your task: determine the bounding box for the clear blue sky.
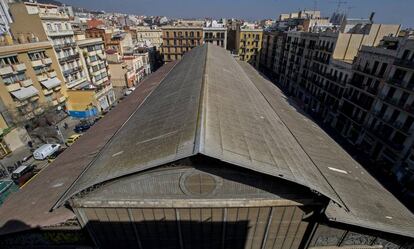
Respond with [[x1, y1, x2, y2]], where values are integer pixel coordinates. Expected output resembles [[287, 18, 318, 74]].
[[60, 0, 414, 28]]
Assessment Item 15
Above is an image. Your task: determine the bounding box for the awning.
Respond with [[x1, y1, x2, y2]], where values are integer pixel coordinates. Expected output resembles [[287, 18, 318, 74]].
[[10, 86, 39, 101], [40, 77, 61, 90]]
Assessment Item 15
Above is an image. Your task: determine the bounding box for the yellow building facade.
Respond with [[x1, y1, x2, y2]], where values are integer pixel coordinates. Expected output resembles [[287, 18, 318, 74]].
[[236, 28, 263, 68], [0, 41, 67, 128]]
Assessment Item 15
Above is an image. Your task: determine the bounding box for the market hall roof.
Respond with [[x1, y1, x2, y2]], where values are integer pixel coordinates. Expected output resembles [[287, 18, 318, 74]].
[[0, 44, 413, 238], [56, 44, 414, 238]]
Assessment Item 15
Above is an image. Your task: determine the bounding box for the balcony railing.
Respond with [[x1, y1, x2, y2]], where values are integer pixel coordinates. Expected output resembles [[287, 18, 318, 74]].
[[46, 29, 74, 37], [387, 77, 414, 91], [54, 42, 76, 50], [59, 53, 80, 64], [395, 59, 414, 70], [0, 65, 13, 76], [63, 66, 83, 76]]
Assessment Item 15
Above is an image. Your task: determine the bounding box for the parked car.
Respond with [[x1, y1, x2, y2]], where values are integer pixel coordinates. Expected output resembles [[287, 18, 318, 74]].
[[33, 144, 61, 160], [124, 89, 133, 96], [66, 134, 82, 146], [74, 120, 94, 133], [47, 149, 65, 163], [11, 164, 36, 187]]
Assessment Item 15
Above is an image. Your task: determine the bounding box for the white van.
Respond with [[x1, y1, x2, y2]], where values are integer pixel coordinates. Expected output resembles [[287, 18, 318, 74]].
[[33, 144, 61, 160]]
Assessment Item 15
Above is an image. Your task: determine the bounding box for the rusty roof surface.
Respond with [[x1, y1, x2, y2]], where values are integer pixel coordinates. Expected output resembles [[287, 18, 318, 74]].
[[52, 44, 414, 238], [0, 61, 177, 235]]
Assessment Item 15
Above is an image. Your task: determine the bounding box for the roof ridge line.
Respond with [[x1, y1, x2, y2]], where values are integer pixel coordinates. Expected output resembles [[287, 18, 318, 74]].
[[193, 44, 209, 154], [50, 61, 180, 211]]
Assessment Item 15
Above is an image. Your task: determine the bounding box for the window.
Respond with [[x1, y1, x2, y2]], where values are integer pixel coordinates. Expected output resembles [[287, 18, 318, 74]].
[[28, 51, 47, 61], [402, 49, 411, 60], [393, 68, 407, 82], [378, 63, 388, 77], [0, 56, 19, 66]]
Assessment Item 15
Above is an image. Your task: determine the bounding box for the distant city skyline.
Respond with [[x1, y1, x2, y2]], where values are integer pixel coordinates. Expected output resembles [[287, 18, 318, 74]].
[[60, 0, 413, 28]]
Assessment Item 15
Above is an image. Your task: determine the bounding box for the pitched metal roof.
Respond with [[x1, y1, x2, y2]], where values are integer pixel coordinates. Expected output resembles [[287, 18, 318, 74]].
[[53, 44, 414, 238]]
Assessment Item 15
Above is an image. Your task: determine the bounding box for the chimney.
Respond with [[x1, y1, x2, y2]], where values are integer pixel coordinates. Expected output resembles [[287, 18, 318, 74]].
[[369, 12, 375, 23]]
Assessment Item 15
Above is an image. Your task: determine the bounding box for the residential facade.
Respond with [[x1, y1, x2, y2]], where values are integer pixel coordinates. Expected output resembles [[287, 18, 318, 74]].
[[129, 26, 163, 49], [203, 26, 227, 48], [258, 22, 414, 203], [235, 27, 263, 68], [161, 26, 203, 62], [70, 37, 115, 115], [9, 2, 89, 90], [0, 41, 66, 127], [354, 37, 414, 188], [85, 27, 112, 47]]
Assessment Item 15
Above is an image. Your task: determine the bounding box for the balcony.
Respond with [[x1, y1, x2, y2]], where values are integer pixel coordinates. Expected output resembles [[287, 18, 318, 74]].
[[67, 77, 86, 89], [49, 71, 57, 78], [369, 128, 405, 151], [63, 66, 82, 76], [378, 94, 407, 110], [21, 79, 33, 87], [13, 63, 26, 72], [54, 42, 76, 50], [15, 100, 28, 108], [39, 12, 69, 20], [395, 59, 414, 70], [58, 96, 66, 103], [31, 59, 43, 68], [388, 77, 414, 91], [43, 89, 53, 95], [6, 83, 20, 92], [88, 50, 97, 56], [46, 29, 74, 37], [0, 66, 13, 75], [59, 53, 80, 64], [43, 58, 52, 65], [34, 107, 44, 116], [37, 74, 48, 82]]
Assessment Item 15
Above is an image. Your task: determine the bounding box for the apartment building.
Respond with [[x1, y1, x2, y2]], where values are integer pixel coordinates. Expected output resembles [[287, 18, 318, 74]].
[[9, 2, 89, 90], [85, 27, 112, 47], [128, 26, 162, 49], [0, 0, 12, 34], [107, 31, 133, 56], [106, 48, 150, 96], [0, 41, 66, 127], [235, 26, 263, 68], [161, 26, 203, 62], [203, 20, 227, 48], [349, 37, 414, 187], [67, 37, 115, 114], [279, 24, 400, 117], [259, 31, 285, 78], [258, 21, 414, 199]]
